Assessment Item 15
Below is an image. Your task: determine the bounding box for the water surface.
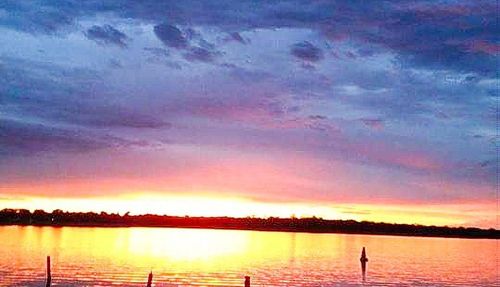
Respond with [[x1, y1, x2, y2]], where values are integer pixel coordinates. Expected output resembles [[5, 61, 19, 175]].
[[0, 226, 496, 286]]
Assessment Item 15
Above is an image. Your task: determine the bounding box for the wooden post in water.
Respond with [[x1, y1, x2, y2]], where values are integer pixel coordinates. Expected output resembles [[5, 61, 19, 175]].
[[146, 271, 153, 287], [360, 247, 368, 263], [360, 247, 368, 281], [45, 256, 51, 287], [244, 276, 250, 287]]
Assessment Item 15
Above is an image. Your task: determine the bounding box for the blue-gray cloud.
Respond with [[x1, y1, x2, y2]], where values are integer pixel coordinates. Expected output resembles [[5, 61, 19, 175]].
[[0, 57, 169, 130], [225, 32, 248, 44], [153, 24, 221, 63], [290, 41, 323, 62], [0, 56, 170, 159], [0, 118, 130, 157], [1, 1, 496, 75], [153, 24, 188, 49], [183, 46, 221, 63], [84, 25, 128, 47]]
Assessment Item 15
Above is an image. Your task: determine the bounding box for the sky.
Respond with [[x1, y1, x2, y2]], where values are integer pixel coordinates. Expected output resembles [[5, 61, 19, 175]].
[[0, 0, 498, 228]]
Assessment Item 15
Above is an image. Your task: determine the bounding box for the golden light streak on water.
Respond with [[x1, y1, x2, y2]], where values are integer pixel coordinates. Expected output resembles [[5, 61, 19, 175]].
[[0, 226, 496, 286]]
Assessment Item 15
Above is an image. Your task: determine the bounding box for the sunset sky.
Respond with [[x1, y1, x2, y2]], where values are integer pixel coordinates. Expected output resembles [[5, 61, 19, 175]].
[[0, 1, 497, 228]]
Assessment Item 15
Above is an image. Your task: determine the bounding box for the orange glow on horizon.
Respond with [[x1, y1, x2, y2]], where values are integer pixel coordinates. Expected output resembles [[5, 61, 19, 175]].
[[0, 193, 495, 228], [0, 193, 349, 219]]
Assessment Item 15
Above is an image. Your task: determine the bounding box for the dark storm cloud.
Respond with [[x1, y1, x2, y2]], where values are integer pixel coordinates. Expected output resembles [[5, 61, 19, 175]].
[[84, 25, 128, 47], [290, 41, 323, 62]]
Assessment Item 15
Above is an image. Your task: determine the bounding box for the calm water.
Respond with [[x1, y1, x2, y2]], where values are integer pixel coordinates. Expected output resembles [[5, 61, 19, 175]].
[[0, 226, 496, 286]]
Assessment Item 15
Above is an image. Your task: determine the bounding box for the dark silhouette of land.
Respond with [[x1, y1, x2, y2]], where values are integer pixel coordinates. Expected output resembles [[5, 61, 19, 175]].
[[0, 208, 498, 239]]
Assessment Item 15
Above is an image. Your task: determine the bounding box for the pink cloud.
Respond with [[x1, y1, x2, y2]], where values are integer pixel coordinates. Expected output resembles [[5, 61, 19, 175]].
[[468, 40, 500, 55], [350, 140, 442, 172]]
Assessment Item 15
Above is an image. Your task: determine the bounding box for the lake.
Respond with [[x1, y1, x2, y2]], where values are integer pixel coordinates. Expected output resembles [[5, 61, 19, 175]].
[[0, 226, 496, 286]]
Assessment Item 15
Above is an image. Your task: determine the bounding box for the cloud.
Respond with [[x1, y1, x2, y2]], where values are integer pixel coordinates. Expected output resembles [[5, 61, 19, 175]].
[[0, 118, 130, 157], [152, 23, 222, 63], [35, 101, 170, 129], [84, 25, 128, 47], [144, 47, 169, 57], [183, 46, 220, 63], [290, 41, 323, 62], [0, 56, 170, 129], [0, 1, 76, 34], [360, 119, 384, 130], [0, 0, 496, 216], [467, 40, 500, 55], [153, 23, 188, 49], [225, 32, 248, 44], [1, 1, 495, 75], [362, 1, 498, 76]]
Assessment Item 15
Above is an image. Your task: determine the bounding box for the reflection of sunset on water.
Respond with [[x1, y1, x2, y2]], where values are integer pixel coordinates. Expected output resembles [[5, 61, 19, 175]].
[[0, 226, 496, 286], [126, 228, 249, 262]]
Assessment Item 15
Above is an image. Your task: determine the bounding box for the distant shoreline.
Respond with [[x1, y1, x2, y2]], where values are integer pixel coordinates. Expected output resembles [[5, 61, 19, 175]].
[[1, 209, 498, 240]]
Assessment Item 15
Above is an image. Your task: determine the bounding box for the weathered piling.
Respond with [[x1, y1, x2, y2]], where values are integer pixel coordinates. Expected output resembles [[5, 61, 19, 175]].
[[146, 271, 153, 287], [244, 276, 250, 287], [360, 247, 368, 281], [45, 256, 51, 287], [360, 247, 368, 263]]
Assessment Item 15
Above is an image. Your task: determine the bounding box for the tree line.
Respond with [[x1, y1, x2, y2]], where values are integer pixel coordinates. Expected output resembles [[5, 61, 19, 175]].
[[0, 208, 497, 239]]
